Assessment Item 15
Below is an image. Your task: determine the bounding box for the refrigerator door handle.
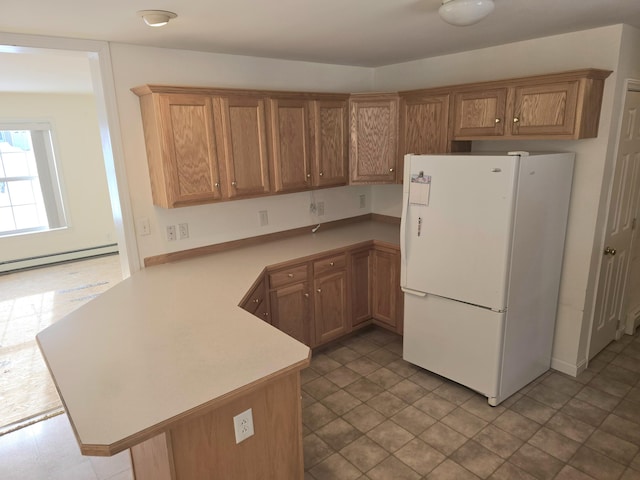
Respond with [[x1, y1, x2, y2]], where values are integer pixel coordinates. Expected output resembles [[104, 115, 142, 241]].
[[401, 287, 427, 297], [400, 154, 412, 289]]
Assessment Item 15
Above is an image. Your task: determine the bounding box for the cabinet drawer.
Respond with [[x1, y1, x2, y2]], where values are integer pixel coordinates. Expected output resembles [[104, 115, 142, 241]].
[[313, 254, 347, 276], [269, 264, 309, 288]]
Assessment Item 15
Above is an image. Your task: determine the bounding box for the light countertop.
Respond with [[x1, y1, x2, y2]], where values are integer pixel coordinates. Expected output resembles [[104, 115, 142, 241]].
[[36, 220, 400, 455]]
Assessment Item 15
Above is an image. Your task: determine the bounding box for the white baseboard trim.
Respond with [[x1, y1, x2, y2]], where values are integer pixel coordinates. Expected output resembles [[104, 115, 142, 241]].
[[0, 244, 118, 273], [551, 357, 586, 377], [625, 305, 640, 335]]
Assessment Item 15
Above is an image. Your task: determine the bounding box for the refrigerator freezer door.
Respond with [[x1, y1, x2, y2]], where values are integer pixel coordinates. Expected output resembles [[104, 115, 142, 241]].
[[403, 293, 504, 401], [401, 154, 518, 310]]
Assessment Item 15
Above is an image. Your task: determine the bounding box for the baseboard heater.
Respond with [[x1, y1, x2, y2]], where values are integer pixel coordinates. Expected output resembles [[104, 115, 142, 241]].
[[0, 243, 118, 274], [625, 305, 640, 336]]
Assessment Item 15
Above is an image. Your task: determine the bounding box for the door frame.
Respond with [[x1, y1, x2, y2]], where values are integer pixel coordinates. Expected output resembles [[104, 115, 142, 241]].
[[586, 78, 640, 361], [0, 32, 139, 277]]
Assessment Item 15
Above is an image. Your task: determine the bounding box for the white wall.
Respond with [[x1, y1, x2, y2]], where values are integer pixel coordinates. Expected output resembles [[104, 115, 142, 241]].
[[0, 92, 116, 268], [371, 25, 631, 374], [108, 44, 374, 264]]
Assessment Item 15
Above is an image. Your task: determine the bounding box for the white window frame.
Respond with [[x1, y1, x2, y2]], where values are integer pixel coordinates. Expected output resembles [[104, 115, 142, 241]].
[[0, 121, 67, 236]]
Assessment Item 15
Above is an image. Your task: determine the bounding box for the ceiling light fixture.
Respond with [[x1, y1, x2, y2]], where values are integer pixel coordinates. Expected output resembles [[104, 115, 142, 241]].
[[438, 0, 495, 26], [137, 10, 177, 27]]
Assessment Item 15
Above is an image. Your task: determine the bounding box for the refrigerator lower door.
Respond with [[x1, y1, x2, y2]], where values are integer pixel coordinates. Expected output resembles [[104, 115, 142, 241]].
[[403, 292, 505, 404]]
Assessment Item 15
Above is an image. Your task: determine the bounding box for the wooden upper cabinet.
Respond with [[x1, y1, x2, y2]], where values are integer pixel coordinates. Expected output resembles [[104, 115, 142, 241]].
[[268, 98, 311, 193], [349, 94, 399, 184], [451, 69, 611, 140], [310, 100, 348, 188], [215, 95, 270, 198], [136, 92, 223, 208], [511, 81, 579, 136], [452, 89, 507, 138], [398, 93, 451, 183]]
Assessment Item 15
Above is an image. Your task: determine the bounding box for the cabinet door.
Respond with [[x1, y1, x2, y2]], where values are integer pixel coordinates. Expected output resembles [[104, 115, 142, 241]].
[[216, 95, 270, 198], [350, 249, 372, 328], [240, 277, 270, 323], [157, 94, 223, 206], [270, 282, 311, 345], [349, 95, 399, 184], [310, 100, 348, 187], [269, 98, 311, 192], [399, 93, 451, 182], [452, 89, 507, 138], [372, 247, 400, 330], [511, 81, 579, 136], [314, 270, 349, 346]]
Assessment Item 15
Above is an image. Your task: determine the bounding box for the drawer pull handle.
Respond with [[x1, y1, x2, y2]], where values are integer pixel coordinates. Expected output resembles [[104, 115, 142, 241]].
[[288, 273, 294, 278], [329, 262, 335, 266]]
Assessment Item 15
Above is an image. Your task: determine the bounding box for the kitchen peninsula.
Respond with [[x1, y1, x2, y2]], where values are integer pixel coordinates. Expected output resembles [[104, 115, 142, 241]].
[[36, 218, 400, 480]]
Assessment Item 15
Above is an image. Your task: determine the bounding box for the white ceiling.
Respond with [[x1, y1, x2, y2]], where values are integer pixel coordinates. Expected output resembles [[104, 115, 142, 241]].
[[1, 0, 640, 93]]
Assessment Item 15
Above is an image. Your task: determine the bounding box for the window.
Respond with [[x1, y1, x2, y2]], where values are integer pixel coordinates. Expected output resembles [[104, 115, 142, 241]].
[[0, 123, 66, 236]]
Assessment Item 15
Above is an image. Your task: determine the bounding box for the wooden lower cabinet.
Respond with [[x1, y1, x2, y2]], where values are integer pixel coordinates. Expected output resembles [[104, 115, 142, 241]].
[[130, 370, 304, 480], [372, 246, 402, 333], [248, 243, 402, 348], [350, 248, 372, 329], [269, 281, 311, 345], [314, 269, 349, 345]]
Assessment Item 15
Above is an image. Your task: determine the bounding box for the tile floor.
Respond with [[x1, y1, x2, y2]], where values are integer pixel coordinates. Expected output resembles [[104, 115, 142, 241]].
[[1, 325, 640, 480]]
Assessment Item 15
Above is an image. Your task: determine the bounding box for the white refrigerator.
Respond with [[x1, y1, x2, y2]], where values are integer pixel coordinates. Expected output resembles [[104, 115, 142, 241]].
[[400, 151, 574, 406]]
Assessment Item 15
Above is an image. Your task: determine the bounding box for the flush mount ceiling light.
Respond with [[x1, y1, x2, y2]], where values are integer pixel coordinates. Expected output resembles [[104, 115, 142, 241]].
[[439, 0, 495, 26], [137, 10, 177, 27]]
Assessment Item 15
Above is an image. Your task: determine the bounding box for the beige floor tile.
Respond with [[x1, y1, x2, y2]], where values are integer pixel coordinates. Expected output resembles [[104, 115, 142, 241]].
[[413, 392, 457, 420], [309, 453, 361, 480], [553, 464, 598, 480], [366, 455, 421, 480], [488, 461, 537, 480], [575, 385, 622, 411], [304, 433, 334, 468], [366, 420, 414, 453], [366, 391, 407, 417], [387, 378, 427, 403], [491, 410, 541, 441], [391, 405, 436, 436], [474, 424, 523, 459], [394, 437, 445, 476], [561, 398, 609, 427], [315, 418, 361, 450], [427, 459, 481, 479], [340, 435, 389, 472], [342, 404, 386, 433], [420, 422, 468, 456], [527, 427, 581, 462], [321, 389, 362, 416], [570, 446, 626, 480], [451, 439, 504, 478], [585, 430, 639, 465], [546, 412, 596, 443], [509, 443, 564, 480], [441, 407, 488, 438]]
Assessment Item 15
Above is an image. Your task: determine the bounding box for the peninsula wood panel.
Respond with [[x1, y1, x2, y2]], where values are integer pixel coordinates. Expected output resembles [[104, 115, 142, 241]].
[[372, 246, 401, 331], [130, 433, 174, 480], [349, 94, 399, 184], [168, 372, 303, 480], [270, 281, 311, 345], [216, 95, 271, 198], [269, 98, 311, 192], [310, 100, 349, 187]]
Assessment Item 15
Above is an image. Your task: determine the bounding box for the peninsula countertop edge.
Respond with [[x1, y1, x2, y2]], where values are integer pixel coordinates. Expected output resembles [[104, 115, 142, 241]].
[[36, 219, 401, 455]]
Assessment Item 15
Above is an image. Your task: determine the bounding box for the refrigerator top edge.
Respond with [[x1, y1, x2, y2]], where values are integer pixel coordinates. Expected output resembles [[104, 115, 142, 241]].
[[404, 151, 572, 158]]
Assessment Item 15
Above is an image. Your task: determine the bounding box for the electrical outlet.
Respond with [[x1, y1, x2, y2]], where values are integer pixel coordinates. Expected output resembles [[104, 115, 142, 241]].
[[259, 210, 269, 226], [137, 217, 151, 236], [317, 201, 325, 216], [233, 408, 254, 444], [359, 194, 366, 209], [166, 225, 176, 241], [178, 223, 189, 239]]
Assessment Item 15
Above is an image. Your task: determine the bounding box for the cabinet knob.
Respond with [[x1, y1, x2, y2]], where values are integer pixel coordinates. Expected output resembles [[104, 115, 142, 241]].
[[253, 298, 260, 303], [604, 246, 617, 256], [288, 273, 294, 278], [513, 117, 520, 123], [263, 312, 269, 317], [303, 293, 309, 298], [214, 182, 220, 188], [495, 118, 501, 124], [306, 173, 311, 178], [231, 181, 238, 187], [317, 288, 322, 293], [329, 262, 335, 266], [319, 172, 324, 177], [389, 168, 395, 173]]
